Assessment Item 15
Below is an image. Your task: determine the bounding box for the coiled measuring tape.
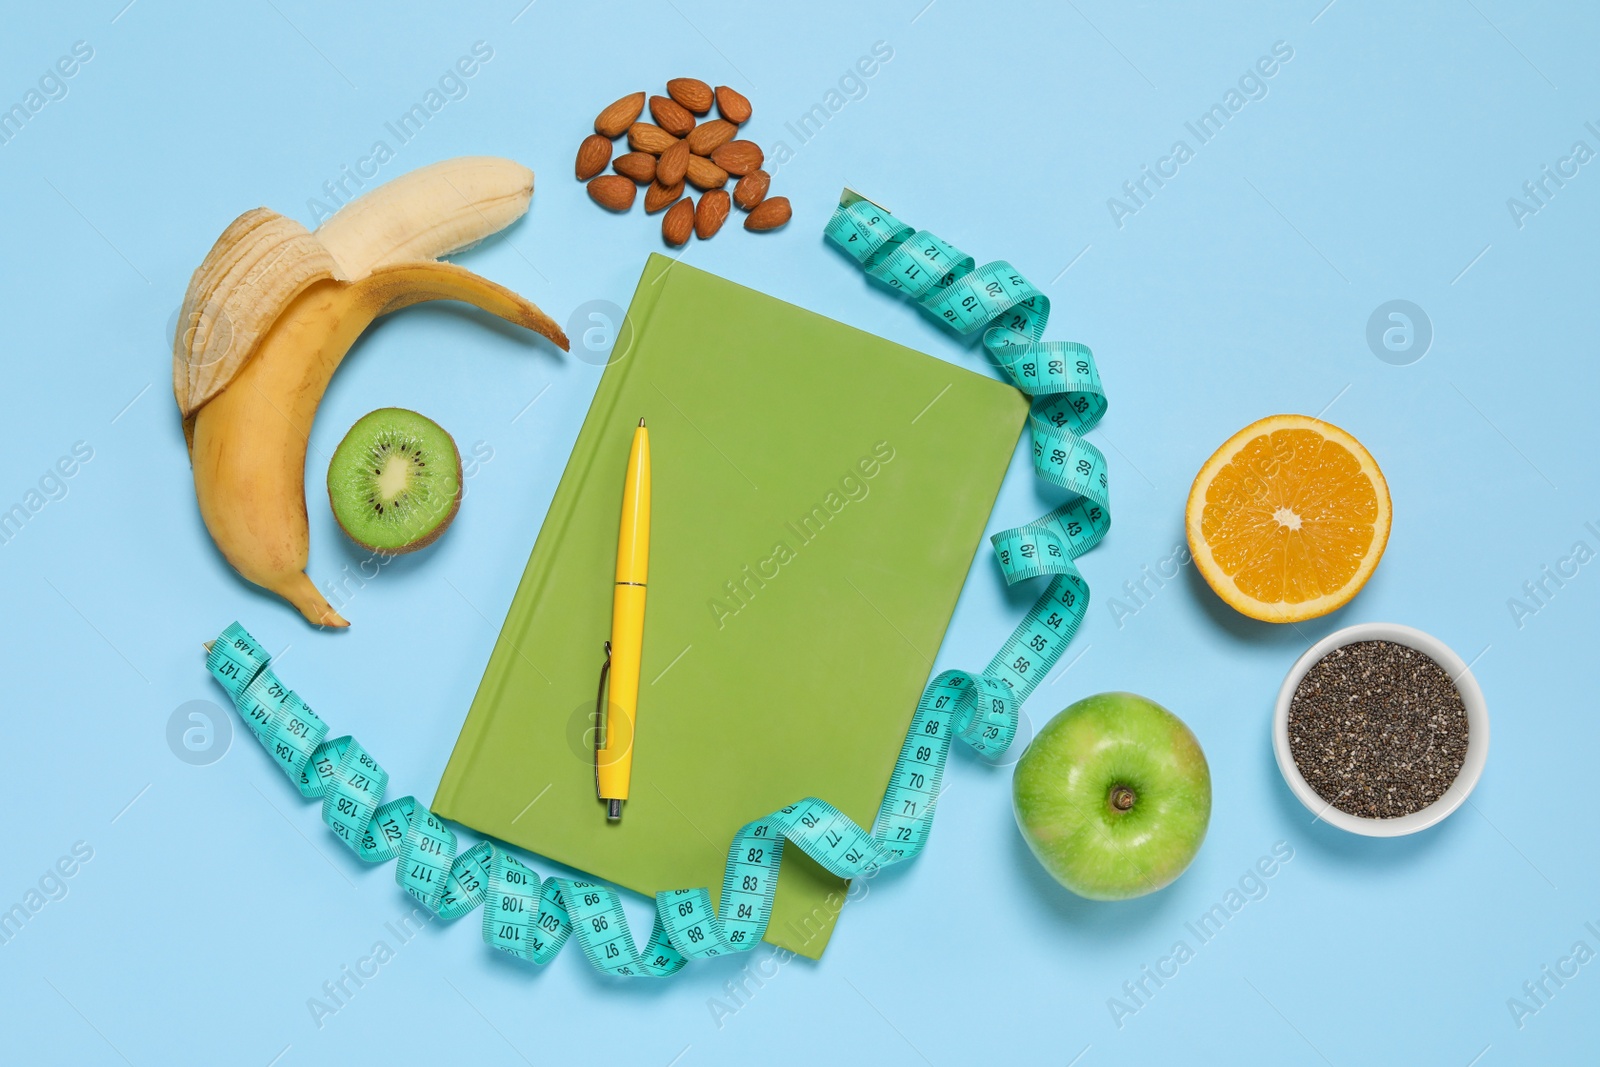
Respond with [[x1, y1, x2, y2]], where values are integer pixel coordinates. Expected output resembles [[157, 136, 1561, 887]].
[[202, 192, 1108, 977]]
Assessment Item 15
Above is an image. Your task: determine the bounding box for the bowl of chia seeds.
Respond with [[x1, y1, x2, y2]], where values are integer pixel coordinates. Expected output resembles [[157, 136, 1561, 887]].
[[1273, 622, 1488, 836]]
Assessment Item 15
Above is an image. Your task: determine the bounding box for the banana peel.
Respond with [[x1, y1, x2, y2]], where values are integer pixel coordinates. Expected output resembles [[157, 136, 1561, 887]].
[[173, 157, 568, 627]]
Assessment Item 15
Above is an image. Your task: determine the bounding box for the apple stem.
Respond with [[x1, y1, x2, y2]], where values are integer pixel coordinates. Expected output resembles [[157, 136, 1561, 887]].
[[1109, 785, 1136, 813]]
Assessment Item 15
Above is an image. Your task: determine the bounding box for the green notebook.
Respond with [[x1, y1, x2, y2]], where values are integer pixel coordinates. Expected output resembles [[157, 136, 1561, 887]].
[[434, 255, 1027, 959]]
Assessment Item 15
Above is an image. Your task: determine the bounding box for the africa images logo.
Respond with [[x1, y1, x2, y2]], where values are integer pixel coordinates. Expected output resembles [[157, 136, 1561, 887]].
[[1106, 41, 1294, 229], [707, 441, 895, 629]]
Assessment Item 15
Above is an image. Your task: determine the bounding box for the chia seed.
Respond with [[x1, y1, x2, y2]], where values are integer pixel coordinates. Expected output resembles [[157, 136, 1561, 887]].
[[1287, 639, 1468, 819]]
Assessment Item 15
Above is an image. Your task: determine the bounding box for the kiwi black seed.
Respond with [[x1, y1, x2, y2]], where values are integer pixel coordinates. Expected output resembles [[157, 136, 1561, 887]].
[[327, 408, 463, 554]]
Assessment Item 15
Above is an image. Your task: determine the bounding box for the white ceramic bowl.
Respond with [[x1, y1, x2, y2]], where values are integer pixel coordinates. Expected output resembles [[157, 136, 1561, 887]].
[[1273, 622, 1489, 837]]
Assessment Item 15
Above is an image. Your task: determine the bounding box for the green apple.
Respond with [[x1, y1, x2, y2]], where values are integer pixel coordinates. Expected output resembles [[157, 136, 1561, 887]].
[[1013, 691, 1211, 900]]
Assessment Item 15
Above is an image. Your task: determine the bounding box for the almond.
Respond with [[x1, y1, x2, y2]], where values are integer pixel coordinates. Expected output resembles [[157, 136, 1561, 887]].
[[587, 174, 637, 212], [686, 119, 738, 156], [714, 85, 752, 124], [627, 122, 679, 155], [595, 92, 646, 138], [732, 169, 770, 210], [643, 179, 681, 212], [710, 140, 762, 177], [666, 77, 713, 115], [744, 195, 791, 232], [613, 151, 657, 184], [685, 154, 729, 190], [657, 139, 690, 186], [645, 179, 685, 214], [662, 196, 695, 246], [575, 134, 612, 181], [649, 95, 696, 137], [695, 190, 730, 239]]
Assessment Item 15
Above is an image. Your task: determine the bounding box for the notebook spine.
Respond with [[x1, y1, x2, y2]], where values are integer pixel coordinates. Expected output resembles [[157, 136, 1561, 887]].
[[435, 257, 670, 813]]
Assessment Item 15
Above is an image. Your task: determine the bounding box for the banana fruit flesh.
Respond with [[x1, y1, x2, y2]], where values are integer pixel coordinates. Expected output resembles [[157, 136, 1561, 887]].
[[313, 155, 539, 278], [174, 157, 568, 627]]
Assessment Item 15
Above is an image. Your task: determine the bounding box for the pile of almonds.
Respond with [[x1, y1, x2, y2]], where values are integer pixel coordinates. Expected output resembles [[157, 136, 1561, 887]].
[[576, 78, 791, 246]]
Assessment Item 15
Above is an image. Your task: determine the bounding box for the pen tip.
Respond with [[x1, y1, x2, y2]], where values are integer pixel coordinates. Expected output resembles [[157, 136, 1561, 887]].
[[638, 417, 646, 427]]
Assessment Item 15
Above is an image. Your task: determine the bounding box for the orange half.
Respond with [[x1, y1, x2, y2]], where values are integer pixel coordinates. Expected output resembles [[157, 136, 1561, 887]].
[[1185, 414, 1390, 623]]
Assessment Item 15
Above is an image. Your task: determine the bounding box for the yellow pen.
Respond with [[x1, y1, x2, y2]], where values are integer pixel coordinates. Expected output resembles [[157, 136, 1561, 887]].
[[597, 417, 649, 821]]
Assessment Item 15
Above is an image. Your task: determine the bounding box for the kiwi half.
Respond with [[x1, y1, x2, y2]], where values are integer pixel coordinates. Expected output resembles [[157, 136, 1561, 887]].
[[327, 408, 462, 553]]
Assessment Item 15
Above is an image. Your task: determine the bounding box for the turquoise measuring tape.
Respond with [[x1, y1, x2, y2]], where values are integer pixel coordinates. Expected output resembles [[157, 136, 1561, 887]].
[[203, 191, 1108, 977]]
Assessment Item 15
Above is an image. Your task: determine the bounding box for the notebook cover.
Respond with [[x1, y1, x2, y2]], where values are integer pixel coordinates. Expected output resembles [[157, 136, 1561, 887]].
[[434, 254, 1027, 959]]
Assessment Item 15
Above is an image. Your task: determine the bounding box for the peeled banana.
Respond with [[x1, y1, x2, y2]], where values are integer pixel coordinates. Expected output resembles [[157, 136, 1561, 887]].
[[174, 157, 569, 627]]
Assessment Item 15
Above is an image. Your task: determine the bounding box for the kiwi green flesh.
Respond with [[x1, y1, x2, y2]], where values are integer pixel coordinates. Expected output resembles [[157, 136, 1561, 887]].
[[327, 408, 462, 553]]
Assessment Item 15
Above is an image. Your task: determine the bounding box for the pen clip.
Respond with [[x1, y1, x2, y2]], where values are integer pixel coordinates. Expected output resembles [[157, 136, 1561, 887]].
[[593, 640, 611, 800]]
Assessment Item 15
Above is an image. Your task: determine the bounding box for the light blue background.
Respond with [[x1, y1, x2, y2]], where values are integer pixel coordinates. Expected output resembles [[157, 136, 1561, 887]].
[[2, 1, 1596, 1063]]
